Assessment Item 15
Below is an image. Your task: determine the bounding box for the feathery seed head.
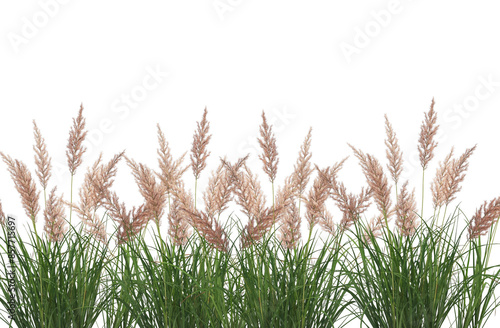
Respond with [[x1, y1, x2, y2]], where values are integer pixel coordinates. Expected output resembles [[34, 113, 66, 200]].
[[33, 120, 52, 190], [71, 152, 123, 242], [291, 127, 313, 197], [331, 181, 371, 231], [305, 166, 333, 231], [350, 145, 393, 218], [203, 160, 233, 218], [157, 124, 188, 194], [126, 157, 168, 225], [384, 115, 403, 185], [1, 153, 40, 223], [105, 190, 149, 244], [469, 197, 500, 239], [191, 107, 211, 179], [395, 180, 418, 236], [66, 104, 87, 175], [174, 181, 228, 252], [418, 99, 439, 170], [167, 197, 191, 246], [365, 214, 386, 242], [444, 145, 476, 206], [44, 187, 67, 242], [431, 148, 454, 208], [279, 199, 301, 249], [258, 111, 279, 183]]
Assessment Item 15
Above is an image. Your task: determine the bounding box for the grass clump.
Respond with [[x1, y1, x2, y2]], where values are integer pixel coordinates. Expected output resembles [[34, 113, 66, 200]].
[[0, 101, 500, 327]]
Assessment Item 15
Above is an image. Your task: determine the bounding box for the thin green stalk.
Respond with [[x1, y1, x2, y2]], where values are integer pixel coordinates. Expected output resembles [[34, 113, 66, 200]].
[[441, 205, 449, 227], [32, 216, 45, 328], [194, 178, 198, 209], [69, 174, 74, 226], [421, 169, 425, 220], [271, 182, 275, 225]]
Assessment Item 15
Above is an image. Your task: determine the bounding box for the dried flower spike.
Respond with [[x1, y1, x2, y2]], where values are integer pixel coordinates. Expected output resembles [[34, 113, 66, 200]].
[[33, 120, 52, 191], [330, 181, 371, 231], [66, 104, 88, 175], [170, 182, 193, 244], [276, 177, 300, 246], [203, 160, 233, 218], [126, 157, 168, 226], [191, 107, 211, 180], [431, 148, 454, 208], [279, 200, 301, 249], [92, 152, 125, 205], [44, 187, 67, 242], [305, 168, 332, 230], [105, 191, 150, 244], [350, 145, 393, 218], [241, 176, 294, 248], [228, 163, 266, 221], [305, 161, 345, 232], [223, 154, 278, 245], [175, 182, 228, 252], [442, 145, 476, 206], [384, 115, 403, 185], [292, 127, 313, 197], [468, 197, 500, 240], [157, 124, 188, 194], [365, 215, 386, 242], [258, 111, 279, 183], [418, 99, 439, 170], [1, 153, 40, 223], [71, 153, 123, 243], [395, 181, 418, 236], [167, 197, 191, 246]]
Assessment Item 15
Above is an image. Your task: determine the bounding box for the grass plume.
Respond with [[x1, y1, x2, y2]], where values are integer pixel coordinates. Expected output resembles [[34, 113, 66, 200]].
[[33, 120, 52, 198]]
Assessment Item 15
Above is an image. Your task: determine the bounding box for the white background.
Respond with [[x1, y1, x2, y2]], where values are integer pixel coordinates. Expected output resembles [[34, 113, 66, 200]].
[[1, 1, 500, 327]]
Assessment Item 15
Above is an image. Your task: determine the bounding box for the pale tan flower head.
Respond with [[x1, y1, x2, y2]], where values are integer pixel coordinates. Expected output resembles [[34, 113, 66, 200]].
[[279, 198, 301, 249], [174, 182, 228, 252], [156, 123, 188, 194], [167, 197, 191, 246], [395, 181, 419, 236], [33, 120, 52, 190], [350, 145, 393, 218], [105, 190, 149, 245], [44, 187, 68, 242], [431, 148, 454, 208], [384, 115, 403, 185], [126, 157, 168, 225], [203, 160, 233, 218], [305, 168, 331, 230], [1, 153, 40, 223], [258, 111, 279, 183], [191, 107, 211, 179], [66, 104, 87, 175], [71, 152, 123, 243], [468, 197, 500, 240], [418, 99, 439, 170], [291, 128, 313, 197]]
